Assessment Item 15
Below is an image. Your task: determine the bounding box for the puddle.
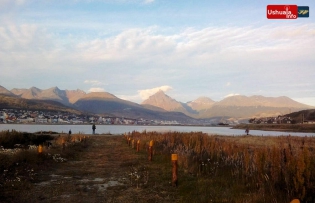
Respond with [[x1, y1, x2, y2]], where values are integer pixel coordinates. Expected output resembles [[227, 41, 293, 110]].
[[35, 181, 51, 186], [60, 194, 71, 198], [96, 180, 123, 192], [79, 178, 104, 182], [50, 174, 61, 178], [93, 178, 104, 182], [79, 179, 89, 183]]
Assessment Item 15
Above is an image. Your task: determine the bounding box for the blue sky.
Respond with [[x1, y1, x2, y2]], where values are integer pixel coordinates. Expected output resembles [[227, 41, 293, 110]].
[[0, 0, 314, 105]]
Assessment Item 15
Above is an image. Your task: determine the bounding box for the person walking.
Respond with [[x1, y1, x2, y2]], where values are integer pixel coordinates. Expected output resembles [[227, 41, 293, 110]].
[[92, 124, 96, 134], [245, 128, 249, 135]]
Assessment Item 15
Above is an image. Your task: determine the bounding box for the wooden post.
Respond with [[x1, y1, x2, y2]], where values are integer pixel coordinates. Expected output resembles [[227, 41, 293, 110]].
[[148, 140, 153, 161], [137, 140, 140, 152], [172, 154, 178, 187], [128, 137, 131, 146], [132, 139, 135, 149]]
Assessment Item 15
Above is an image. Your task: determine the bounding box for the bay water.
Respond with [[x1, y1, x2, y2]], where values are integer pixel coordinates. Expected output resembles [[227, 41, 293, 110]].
[[0, 124, 314, 136]]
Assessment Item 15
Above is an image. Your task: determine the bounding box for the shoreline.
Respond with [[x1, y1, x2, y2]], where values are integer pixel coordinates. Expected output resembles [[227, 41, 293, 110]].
[[233, 123, 315, 133]]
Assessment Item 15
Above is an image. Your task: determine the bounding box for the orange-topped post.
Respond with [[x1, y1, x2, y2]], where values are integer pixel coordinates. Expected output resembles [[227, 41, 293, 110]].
[[171, 154, 178, 187], [148, 140, 154, 161], [38, 144, 43, 154], [137, 140, 140, 152]]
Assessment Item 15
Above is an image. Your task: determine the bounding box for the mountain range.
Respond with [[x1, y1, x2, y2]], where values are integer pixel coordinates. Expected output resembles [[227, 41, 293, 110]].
[[0, 85, 313, 122], [141, 90, 312, 119]]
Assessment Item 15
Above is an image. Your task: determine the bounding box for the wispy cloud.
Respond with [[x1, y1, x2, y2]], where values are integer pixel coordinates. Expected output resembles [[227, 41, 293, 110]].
[[143, 0, 154, 4], [0, 0, 31, 11], [117, 94, 141, 102], [138, 85, 172, 100], [1, 19, 315, 101], [224, 93, 240, 98], [84, 80, 105, 86], [88, 87, 105, 92], [74, 24, 315, 67]]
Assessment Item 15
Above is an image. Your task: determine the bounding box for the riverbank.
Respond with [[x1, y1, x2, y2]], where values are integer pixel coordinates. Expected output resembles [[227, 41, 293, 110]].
[[233, 123, 315, 133]]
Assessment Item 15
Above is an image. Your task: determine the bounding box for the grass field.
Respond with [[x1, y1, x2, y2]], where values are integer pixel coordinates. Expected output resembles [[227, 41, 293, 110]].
[[127, 131, 315, 202], [1, 130, 315, 202]]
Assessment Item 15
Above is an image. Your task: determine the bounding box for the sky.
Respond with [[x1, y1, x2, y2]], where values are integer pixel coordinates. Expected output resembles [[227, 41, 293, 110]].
[[0, 0, 314, 106]]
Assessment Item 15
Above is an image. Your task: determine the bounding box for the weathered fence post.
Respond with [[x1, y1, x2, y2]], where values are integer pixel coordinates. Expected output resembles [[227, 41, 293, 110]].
[[137, 140, 140, 152], [132, 139, 135, 149], [172, 154, 178, 187], [148, 140, 153, 161]]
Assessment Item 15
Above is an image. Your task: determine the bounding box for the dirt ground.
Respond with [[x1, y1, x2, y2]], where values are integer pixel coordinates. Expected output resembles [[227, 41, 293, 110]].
[[17, 135, 178, 203]]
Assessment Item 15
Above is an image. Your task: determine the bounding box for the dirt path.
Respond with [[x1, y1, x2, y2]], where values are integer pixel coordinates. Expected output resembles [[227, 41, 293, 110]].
[[20, 135, 178, 203]]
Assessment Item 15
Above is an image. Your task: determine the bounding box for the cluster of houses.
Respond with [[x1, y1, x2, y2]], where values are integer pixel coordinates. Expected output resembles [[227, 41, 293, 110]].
[[249, 116, 294, 124], [0, 109, 86, 124], [0, 109, 181, 125]]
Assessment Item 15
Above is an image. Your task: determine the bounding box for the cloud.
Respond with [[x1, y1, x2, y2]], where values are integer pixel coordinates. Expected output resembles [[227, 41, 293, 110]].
[[1, 20, 315, 101], [117, 94, 141, 102], [88, 87, 105, 92], [138, 85, 172, 100], [74, 24, 315, 69], [143, 0, 154, 4], [84, 80, 105, 86], [224, 93, 240, 98], [0, 0, 29, 9]]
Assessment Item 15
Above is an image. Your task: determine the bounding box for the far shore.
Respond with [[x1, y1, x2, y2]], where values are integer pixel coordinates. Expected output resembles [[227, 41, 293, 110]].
[[0, 123, 231, 127], [233, 123, 315, 133]]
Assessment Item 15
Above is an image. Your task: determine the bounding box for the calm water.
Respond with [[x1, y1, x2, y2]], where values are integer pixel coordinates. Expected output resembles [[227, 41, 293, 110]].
[[0, 124, 314, 136]]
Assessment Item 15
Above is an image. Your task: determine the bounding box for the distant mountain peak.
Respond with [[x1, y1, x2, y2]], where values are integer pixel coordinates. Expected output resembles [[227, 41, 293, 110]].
[[187, 96, 215, 111], [152, 90, 167, 97], [142, 91, 186, 112], [157, 89, 165, 93], [0, 85, 14, 96], [83, 92, 117, 99], [192, 96, 215, 103], [30, 86, 40, 91]]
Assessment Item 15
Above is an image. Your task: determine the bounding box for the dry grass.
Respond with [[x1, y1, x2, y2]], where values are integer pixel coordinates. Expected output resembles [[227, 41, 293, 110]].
[[2, 130, 315, 202], [126, 131, 315, 202]]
